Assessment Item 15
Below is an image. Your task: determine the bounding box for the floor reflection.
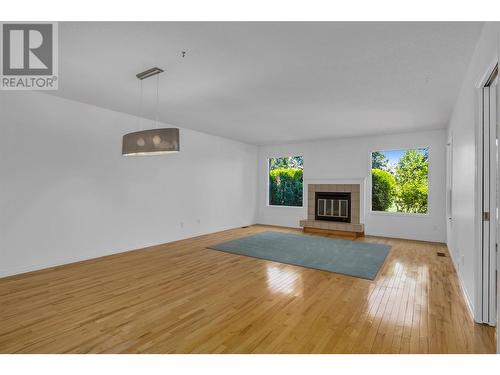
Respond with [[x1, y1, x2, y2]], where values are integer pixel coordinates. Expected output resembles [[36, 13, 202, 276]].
[[266, 265, 303, 296], [364, 260, 430, 326]]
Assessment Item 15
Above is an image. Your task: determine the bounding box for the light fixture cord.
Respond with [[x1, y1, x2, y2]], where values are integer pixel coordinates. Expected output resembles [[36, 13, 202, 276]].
[[139, 79, 144, 130], [155, 74, 160, 129]]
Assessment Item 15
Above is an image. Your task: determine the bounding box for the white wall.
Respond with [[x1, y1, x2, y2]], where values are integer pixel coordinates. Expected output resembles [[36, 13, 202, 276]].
[[446, 22, 500, 317], [257, 129, 447, 243], [0, 91, 258, 277]]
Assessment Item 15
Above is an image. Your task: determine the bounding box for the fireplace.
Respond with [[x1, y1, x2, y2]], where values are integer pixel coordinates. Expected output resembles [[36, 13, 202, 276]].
[[315, 192, 351, 223], [300, 184, 362, 235]]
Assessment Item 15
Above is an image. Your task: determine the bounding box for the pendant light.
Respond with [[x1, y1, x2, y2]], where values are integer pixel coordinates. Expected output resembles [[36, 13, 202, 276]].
[[122, 67, 180, 156]]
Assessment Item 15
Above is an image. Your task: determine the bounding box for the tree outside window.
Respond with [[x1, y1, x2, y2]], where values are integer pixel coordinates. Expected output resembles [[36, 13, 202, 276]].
[[268, 156, 303, 207], [371, 148, 429, 214]]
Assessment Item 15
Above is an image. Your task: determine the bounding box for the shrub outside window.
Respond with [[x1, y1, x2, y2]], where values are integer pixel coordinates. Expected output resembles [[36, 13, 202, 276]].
[[268, 156, 303, 207], [371, 148, 429, 214]]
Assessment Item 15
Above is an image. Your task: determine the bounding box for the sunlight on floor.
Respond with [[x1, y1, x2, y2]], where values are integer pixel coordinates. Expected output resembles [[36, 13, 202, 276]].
[[266, 265, 303, 296]]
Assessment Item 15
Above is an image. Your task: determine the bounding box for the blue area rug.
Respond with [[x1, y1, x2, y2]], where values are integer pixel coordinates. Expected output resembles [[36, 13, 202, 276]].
[[209, 231, 391, 280]]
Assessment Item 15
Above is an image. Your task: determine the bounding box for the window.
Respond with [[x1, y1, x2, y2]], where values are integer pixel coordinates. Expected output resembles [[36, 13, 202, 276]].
[[268, 156, 303, 207], [371, 148, 429, 214]]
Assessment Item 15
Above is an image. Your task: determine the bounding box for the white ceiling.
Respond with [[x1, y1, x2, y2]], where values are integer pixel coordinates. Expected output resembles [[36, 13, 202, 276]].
[[52, 22, 483, 145]]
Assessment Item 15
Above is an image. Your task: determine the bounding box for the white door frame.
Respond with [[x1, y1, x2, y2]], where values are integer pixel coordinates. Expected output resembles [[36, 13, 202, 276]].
[[495, 65, 500, 354], [474, 62, 498, 329], [497, 72, 500, 355]]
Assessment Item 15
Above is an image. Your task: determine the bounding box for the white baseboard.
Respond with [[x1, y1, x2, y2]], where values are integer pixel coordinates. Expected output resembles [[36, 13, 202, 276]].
[[447, 243, 476, 320]]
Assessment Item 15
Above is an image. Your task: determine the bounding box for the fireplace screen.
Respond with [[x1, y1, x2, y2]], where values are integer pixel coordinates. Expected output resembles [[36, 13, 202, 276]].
[[317, 198, 348, 218], [315, 192, 351, 222]]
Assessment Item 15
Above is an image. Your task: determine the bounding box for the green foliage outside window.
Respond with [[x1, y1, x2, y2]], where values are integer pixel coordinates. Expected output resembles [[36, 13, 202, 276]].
[[269, 156, 303, 206], [371, 148, 429, 214], [371, 151, 389, 170], [371, 168, 395, 211]]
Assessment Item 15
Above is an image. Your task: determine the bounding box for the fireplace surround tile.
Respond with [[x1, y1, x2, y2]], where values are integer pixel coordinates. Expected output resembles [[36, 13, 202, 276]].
[[300, 183, 364, 234]]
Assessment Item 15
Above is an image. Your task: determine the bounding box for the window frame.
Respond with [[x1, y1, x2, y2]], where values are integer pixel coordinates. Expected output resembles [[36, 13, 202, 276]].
[[267, 155, 304, 208], [369, 147, 431, 217]]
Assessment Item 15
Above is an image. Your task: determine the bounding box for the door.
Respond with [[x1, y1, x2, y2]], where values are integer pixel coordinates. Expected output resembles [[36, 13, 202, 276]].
[[480, 66, 498, 326], [496, 68, 500, 353]]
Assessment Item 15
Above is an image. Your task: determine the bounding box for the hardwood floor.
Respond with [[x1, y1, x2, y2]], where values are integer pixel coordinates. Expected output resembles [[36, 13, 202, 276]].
[[0, 225, 495, 353]]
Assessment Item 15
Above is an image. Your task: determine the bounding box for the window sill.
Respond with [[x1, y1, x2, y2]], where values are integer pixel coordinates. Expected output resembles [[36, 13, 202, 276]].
[[267, 205, 304, 208], [369, 210, 429, 217]]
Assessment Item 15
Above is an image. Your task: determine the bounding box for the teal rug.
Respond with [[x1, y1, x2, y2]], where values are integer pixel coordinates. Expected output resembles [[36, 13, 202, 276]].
[[209, 231, 390, 280]]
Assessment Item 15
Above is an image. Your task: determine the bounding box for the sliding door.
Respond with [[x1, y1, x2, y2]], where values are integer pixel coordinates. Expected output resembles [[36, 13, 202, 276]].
[[480, 71, 497, 326]]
